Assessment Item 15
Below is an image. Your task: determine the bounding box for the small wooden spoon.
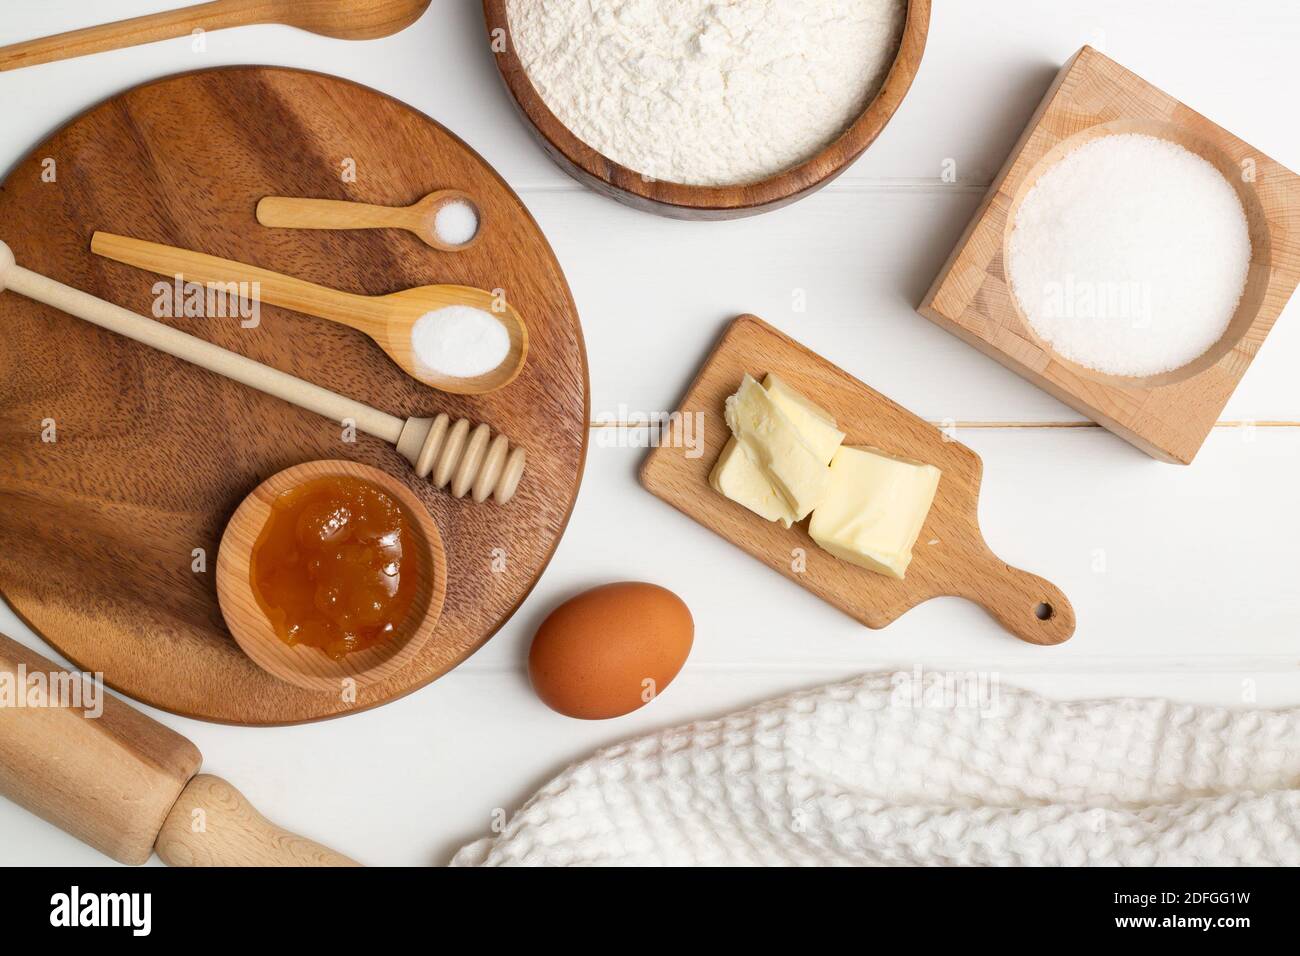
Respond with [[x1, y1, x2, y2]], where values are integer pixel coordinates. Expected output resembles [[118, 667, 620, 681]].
[[0, 0, 432, 72], [91, 231, 528, 396], [217, 459, 448, 692], [258, 190, 482, 252]]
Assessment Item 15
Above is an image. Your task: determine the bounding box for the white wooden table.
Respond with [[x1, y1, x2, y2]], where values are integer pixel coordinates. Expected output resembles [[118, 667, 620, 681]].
[[2, 0, 1297, 866]]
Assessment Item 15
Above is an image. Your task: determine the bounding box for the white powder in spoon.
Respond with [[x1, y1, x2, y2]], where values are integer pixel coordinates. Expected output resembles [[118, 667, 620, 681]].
[[434, 200, 479, 246], [1007, 133, 1252, 377], [506, 0, 906, 186], [410, 306, 510, 378]]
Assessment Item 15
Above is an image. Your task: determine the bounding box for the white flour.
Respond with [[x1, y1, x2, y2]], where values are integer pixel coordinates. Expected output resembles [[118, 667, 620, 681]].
[[507, 0, 906, 186]]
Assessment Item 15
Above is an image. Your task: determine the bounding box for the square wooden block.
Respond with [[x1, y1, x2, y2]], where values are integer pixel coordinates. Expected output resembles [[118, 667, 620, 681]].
[[918, 45, 1300, 464]]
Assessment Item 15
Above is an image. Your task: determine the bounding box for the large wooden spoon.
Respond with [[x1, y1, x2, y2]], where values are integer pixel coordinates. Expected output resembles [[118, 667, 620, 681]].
[[91, 231, 528, 396], [0, 0, 432, 72]]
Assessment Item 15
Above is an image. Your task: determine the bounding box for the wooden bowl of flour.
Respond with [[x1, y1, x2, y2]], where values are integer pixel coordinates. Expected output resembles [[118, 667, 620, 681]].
[[483, 0, 931, 220]]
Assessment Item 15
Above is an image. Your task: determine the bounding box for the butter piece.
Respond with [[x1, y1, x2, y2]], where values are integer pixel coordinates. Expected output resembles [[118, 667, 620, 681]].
[[724, 374, 830, 521], [709, 436, 799, 526], [762, 373, 845, 465], [809, 445, 941, 580], [711, 373, 846, 527]]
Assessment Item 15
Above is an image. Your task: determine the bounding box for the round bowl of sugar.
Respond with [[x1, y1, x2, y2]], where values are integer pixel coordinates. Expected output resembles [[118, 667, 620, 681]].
[[484, 0, 930, 220], [1002, 119, 1271, 387]]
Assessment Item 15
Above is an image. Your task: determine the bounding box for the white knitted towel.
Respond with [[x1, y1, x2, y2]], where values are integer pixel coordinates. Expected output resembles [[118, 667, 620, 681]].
[[452, 672, 1300, 866]]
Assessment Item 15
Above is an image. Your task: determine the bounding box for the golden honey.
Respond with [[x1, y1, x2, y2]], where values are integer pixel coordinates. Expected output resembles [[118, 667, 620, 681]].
[[250, 476, 422, 660]]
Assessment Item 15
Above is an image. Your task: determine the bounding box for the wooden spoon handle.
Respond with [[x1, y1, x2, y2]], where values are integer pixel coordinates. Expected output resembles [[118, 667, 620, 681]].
[[0, 249, 402, 443], [953, 549, 1076, 646], [155, 775, 360, 867], [91, 231, 386, 334], [258, 196, 414, 233], [0, 0, 261, 73]]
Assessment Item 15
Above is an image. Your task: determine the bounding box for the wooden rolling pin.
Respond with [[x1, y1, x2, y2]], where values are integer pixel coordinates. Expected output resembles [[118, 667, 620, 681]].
[[0, 632, 358, 866], [0, 240, 525, 503]]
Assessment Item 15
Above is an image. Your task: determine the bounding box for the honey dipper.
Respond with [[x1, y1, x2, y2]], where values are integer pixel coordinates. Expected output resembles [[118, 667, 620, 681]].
[[0, 241, 524, 504]]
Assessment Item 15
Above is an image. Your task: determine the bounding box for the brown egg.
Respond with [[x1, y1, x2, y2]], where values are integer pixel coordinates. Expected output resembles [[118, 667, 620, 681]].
[[528, 582, 693, 720]]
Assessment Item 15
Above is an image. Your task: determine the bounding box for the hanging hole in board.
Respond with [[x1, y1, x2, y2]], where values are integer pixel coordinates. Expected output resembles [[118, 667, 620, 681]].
[[1034, 602, 1054, 621]]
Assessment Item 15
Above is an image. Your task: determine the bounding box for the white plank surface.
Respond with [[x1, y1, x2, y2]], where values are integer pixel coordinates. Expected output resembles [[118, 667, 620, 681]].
[[1, 0, 1298, 866]]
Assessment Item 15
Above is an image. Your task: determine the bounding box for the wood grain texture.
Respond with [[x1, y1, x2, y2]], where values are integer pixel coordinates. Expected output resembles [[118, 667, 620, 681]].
[[482, 0, 931, 220], [0, 67, 588, 725], [919, 46, 1300, 465], [0, 631, 201, 866], [216, 460, 448, 693], [89, 230, 529, 395], [0, 0, 432, 72], [155, 774, 359, 867], [640, 315, 1074, 646]]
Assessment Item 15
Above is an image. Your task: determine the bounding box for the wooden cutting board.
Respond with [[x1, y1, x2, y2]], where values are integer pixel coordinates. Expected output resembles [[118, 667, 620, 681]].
[[0, 67, 589, 724], [641, 315, 1074, 646]]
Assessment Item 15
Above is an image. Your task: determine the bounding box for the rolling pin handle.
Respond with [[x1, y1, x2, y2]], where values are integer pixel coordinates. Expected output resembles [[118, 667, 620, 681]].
[[154, 774, 360, 867]]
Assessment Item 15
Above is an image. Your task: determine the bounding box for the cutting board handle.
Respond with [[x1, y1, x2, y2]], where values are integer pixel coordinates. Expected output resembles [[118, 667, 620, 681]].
[[154, 774, 360, 867], [954, 549, 1075, 646]]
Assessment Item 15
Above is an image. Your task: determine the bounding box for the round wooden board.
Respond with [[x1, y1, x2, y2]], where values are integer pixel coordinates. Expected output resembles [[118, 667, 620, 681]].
[[0, 67, 589, 725]]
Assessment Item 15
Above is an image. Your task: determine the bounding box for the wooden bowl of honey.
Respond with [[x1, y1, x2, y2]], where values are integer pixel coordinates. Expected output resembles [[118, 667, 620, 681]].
[[216, 460, 448, 693]]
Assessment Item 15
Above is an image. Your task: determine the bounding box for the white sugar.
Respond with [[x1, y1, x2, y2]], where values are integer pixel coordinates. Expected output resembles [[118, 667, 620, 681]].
[[434, 200, 479, 247], [1007, 133, 1251, 377], [410, 306, 509, 378]]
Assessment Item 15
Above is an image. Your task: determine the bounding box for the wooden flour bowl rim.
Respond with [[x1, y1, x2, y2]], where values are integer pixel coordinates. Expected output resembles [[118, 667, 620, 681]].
[[483, 0, 931, 220], [216, 460, 449, 693]]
